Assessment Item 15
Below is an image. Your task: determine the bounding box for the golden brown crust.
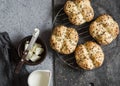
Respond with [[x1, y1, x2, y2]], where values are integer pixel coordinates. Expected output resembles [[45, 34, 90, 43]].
[[89, 14, 119, 45], [50, 25, 79, 54], [75, 41, 104, 70], [64, 0, 94, 25]]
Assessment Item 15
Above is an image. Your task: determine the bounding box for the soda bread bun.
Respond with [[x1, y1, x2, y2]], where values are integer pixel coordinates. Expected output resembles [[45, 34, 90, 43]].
[[50, 25, 79, 54], [75, 41, 104, 70], [64, 0, 94, 25], [89, 14, 119, 45]]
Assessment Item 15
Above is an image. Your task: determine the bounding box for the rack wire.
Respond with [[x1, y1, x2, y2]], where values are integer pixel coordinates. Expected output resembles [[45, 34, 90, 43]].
[[53, 3, 120, 70]]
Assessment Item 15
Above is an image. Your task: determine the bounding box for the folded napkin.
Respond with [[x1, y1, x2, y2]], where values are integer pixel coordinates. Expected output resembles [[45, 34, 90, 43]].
[[0, 32, 29, 86]]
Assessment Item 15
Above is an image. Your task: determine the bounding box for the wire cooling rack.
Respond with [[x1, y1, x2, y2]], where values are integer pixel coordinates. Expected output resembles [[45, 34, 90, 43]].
[[53, 3, 120, 70]]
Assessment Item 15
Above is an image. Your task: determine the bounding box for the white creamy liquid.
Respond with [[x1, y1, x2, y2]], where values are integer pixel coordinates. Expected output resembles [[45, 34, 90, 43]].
[[28, 71, 50, 86]]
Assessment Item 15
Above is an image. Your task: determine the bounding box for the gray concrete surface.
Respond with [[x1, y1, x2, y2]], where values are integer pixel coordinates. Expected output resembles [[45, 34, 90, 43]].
[[54, 0, 120, 86], [0, 0, 53, 86], [0, 0, 120, 86]]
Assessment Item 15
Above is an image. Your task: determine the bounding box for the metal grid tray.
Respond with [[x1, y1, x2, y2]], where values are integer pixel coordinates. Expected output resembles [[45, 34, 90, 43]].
[[53, 3, 120, 70]]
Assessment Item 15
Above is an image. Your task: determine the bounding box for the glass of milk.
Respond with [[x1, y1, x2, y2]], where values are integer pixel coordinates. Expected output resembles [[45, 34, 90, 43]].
[[28, 70, 51, 86]]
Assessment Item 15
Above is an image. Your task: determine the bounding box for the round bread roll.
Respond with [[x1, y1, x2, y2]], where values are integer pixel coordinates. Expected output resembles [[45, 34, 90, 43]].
[[89, 14, 119, 45], [64, 0, 94, 25], [50, 25, 79, 54], [75, 41, 104, 70]]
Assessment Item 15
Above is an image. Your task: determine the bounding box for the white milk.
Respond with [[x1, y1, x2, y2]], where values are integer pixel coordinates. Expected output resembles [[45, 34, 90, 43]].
[[28, 70, 51, 86]]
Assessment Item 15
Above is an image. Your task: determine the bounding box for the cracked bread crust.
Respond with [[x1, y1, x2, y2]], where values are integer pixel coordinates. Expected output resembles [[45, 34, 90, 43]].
[[89, 14, 119, 45], [75, 41, 104, 70], [50, 25, 79, 54], [64, 0, 94, 25]]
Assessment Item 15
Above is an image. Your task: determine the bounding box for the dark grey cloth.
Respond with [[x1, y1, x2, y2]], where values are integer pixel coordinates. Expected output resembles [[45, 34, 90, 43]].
[[0, 32, 28, 86]]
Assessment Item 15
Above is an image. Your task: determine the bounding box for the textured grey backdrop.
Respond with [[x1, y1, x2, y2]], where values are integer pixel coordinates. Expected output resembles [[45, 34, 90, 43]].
[[0, 0, 120, 86], [0, 0, 53, 86], [54, 0, 120, 86]]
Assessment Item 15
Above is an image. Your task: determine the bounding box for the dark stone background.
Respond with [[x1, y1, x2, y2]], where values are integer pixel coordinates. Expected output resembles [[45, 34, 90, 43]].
[[54, 0, 120, 86], [0, 0, 120, 86]]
